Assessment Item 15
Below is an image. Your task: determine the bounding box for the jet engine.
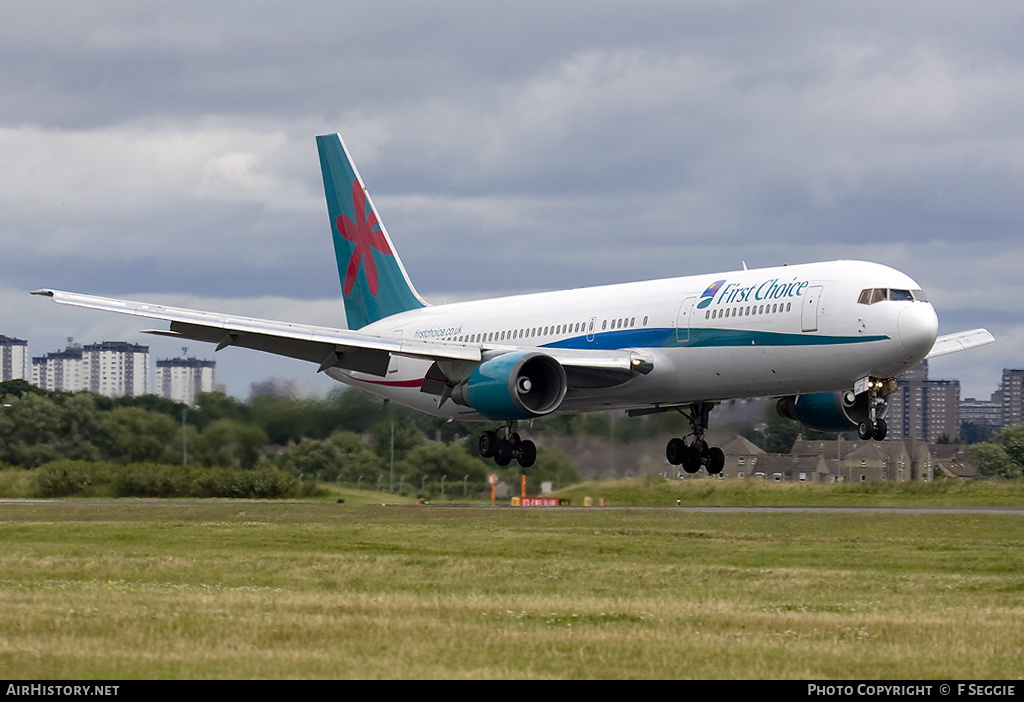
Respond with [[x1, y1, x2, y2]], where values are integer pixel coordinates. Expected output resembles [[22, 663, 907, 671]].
[[451, 351, 567, 420], [776, 391, 884, 434]]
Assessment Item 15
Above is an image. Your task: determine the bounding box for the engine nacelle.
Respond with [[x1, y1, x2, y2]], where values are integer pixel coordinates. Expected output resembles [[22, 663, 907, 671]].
[[776, 391, 882, 434], [451, 351, 567, 420]]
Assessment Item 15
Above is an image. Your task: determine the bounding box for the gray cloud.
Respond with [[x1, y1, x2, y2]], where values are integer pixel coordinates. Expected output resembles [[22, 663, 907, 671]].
[[2, 1, 1022, 398]]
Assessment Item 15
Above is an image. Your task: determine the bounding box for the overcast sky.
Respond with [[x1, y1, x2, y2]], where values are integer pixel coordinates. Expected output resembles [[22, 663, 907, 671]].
[[2, 1, 1021, 400]]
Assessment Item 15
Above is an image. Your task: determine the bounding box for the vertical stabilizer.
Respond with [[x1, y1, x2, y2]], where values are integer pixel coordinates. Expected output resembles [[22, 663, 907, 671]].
[[317, 134, 426, 329]]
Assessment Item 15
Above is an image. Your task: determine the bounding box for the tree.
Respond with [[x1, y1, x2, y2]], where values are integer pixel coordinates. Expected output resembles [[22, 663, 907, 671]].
[[970, 442, 1020, 479], [396, 441, 490, 495], [370, 420, 424, 464], [96, 407, 180, 464], [193, 418, 268, 469], [960, 421, 997, 445], [0, 392, 64, 467], [969, 424, 1024, 479], [274, 431, 384, 483]]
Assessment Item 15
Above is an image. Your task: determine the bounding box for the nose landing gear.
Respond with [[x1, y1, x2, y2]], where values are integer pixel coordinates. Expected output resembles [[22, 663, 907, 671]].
[[856, 378, 891, 441]]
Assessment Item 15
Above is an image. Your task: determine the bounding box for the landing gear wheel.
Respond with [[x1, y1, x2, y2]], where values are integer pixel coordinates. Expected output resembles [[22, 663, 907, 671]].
[[857, 421, 873, 440], [517, 440, 537, 468], [494, 439, 514, 467], [478, 430, 499, 458], [872, 418, 888, 441], [682, 444, 702, 474], [666, 438, 686, 466], [706, 447, 725, 475]]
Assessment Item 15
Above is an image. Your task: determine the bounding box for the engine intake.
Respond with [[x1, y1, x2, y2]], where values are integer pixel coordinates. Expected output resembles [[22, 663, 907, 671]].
[[451, 351, 567, 420], [776, 391, 883, 434]]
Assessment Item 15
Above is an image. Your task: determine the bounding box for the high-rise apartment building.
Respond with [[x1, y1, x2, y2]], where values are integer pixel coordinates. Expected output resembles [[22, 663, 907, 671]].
[[156, 353, 215, 406], [32, 341, 149, 397], [0, 335, 29, 381], [886, 360, 961, 443], [999, 369, 1024, 428]]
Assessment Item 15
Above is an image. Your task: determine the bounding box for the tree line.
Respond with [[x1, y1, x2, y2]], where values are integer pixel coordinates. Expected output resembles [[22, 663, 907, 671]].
[[0, 379, 579, 496], [5, 377, 1018, 492]]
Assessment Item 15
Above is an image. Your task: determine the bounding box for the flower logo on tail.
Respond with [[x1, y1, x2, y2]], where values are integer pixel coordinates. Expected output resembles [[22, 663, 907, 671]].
[[336, 181, 393, 297]]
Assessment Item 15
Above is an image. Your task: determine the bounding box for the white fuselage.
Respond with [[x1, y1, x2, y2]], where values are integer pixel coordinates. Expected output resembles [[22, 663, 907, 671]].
[[326, 260, 939, 420]]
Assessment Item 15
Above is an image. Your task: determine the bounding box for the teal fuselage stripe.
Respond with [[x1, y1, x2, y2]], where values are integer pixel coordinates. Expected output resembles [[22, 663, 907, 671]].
[[542, 327, 889, 351]]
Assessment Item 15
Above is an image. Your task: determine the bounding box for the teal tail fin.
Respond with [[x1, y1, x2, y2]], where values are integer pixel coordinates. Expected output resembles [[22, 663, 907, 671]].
[[316, 134, 426, 329]]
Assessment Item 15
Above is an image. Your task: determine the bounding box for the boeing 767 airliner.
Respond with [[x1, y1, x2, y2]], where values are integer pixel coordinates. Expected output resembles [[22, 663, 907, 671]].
[[34, 134, 994, 473]]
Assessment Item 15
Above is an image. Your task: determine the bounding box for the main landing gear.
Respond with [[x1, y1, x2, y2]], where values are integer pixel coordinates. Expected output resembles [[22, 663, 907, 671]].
[[664, 402, 725, 476], [478, 421, 537, 468]]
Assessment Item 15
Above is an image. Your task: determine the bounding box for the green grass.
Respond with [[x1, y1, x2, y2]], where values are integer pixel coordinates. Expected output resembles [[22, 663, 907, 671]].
[[1, 496, 1023, 679], [556, 475, 1024, 507]]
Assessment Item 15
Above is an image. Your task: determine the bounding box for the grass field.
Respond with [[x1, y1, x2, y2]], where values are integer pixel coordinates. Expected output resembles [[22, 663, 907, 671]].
[[1, 485, 1023, 679]]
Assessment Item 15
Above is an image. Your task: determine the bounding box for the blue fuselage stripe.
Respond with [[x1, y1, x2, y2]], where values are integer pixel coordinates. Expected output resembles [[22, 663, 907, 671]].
[[542, 327, 889, 350]]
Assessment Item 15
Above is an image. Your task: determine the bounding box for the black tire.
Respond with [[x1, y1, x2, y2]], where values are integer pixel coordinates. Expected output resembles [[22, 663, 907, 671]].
[[707, 447, 725, 475], [494, 439, 514, 467], [517, 440, 537, 468], [682, 444, 702, 474], [857, 421, 873, 440], [666, 437, 686, 465], [872, 418, 888, 441], [479, 430, 498, 458]]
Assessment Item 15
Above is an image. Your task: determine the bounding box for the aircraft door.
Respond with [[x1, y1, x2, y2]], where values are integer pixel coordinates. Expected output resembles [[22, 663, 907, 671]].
[[801, 286, 823, 332], [676, 296, 697, 343]]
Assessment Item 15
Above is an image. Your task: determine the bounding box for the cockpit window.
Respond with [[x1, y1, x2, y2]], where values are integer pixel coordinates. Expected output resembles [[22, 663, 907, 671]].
[[858, 288, 928, 305]]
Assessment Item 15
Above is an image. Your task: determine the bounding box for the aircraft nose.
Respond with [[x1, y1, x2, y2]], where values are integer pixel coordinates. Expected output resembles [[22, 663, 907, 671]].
[[898, 303, 939, 359]]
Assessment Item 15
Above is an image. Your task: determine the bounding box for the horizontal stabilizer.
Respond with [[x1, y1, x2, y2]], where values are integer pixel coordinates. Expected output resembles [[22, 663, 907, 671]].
[[926, 329, 995, 358]]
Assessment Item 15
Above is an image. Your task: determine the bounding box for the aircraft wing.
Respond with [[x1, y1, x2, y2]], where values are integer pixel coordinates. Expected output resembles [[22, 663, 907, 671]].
[[31, 289, 648, 384], [926, 328, 995, 359]]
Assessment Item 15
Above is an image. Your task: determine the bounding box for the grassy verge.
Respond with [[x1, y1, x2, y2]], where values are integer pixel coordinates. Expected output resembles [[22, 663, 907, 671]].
[[0, 500, 1022, 678], [555, 476, 1024, 507]]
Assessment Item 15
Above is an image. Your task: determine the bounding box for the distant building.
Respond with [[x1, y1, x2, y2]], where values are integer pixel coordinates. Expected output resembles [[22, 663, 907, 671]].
[[249, 378, 297, 398], [789, 437, 933, 482], [958, 396, 1003, 429], [33, 340, 148, 397], [32, 342, 88, 392], [156, 352, 215, 406], [1, 335, 29, 381], [85, 341, 149, 398], [886, 360, 960, 443], [998, 369, 1024, 428]]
